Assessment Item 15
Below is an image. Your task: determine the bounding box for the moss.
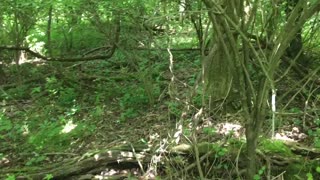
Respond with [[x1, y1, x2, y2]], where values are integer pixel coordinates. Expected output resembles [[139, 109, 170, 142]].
[[259, 139, 293, 156]]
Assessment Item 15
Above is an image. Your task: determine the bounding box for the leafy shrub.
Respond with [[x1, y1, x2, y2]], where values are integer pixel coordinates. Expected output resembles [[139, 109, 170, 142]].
[[120, 86, 149, 108], [308, 128, 320, 148], [58, 87, 77, 107], [3, 84, 31, 100], [44, 76, 78, 107], [0, 113, 12, 139], [45, 76, 61, 96], [118, 86, 150, 122]]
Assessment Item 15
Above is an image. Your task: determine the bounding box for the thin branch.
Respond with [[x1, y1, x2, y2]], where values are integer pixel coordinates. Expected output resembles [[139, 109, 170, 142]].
[[0, 45, 116, 62]]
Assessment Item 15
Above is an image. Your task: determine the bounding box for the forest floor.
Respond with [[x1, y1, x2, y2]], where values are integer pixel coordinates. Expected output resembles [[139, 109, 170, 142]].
[[0, 52, 203, 179], [1, 52, 320, 179]]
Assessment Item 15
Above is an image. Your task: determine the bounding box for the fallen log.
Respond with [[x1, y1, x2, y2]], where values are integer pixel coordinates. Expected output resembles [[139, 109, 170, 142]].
[[1, 141, 319, 179]]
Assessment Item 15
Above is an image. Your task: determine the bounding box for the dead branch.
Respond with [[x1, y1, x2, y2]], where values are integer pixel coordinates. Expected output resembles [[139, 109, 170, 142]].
[[0, 45, 116, 62]]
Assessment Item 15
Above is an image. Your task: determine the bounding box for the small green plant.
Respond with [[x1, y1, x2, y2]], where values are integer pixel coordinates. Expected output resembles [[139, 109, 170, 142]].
[[92, 105, 104, 118], [259, 139, 292, 156], [5, 84, 30, 100], [27, 121, 63, 151], [45, 76, 60, 96], [26, 154, 47, 166], [118, 86, 150, 122], [0, 113, 14, 141], [293, 118, 302, 126], [118, 108, 138, 123], [27, 118, 94, 152], [314, 118, 320, 126], [31, 86, 41, 94], [307, 172, 314, 180], [58, 87, 77, 107], [44, 174, 54, 180], [44, 76, 79, 107], [307, 128, 320, 148], [202, 127, 217, 136], [166, 101, 181, 118], [120, 86, 149, 108], [299, 166, 320, 180], [0, 113, 12, 133], [254, 166, 266, 180], [290, 107, 302, 113], [183, 128, 191, 136], [188, 74, 197, 86], [5, 175, 15, 180]]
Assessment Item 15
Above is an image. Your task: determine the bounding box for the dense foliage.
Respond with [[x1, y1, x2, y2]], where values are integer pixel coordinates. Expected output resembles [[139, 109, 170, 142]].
[[1, 0, 320, 179]]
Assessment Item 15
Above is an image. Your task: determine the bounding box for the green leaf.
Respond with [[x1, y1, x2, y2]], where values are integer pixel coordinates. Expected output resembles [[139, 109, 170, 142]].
[[306, 173, 313, 180], [5, 175, 16, 180], [44, 174, 54, 180], [316, 166, 320, 174], [0, 117, 12, 132], [203, 127, 216, 135], [31, 86, 41, 94], [290, 108, 301, 113], [217, 148, 227, 157], [183, 129, 191, 136], [314, 139, 320, 148], [258, 169, 264, 175], [253, 174, 261, 180], [139, 138, 147, 144]]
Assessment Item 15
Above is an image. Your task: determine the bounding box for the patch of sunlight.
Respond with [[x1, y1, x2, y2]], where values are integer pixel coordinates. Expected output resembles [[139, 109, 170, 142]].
[[273, 127, 307, 142], [216, 122, 243, 138], [26, 32, 45, 52], [61, 120, 77, 134], [22, 123, 29, 136], [244, 5, 251, 14], [94, 154, 100, 161]]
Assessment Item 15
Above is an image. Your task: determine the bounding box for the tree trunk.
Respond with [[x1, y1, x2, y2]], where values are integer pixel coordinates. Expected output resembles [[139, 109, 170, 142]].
[[0, 64, 5, 85], [286, 0, 303, 59], [46, 5, 53, 57], [246, 124, 258, 179]]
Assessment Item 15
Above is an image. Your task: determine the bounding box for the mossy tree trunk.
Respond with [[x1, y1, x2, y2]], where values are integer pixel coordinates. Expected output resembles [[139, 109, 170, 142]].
[[201, 0, 240, 111]]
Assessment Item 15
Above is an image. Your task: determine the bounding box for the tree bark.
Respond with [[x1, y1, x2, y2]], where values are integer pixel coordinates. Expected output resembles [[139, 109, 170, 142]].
[[285, 0, 303, 59], [0, 64, 5, 85], [46, 5, 53, 57]]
